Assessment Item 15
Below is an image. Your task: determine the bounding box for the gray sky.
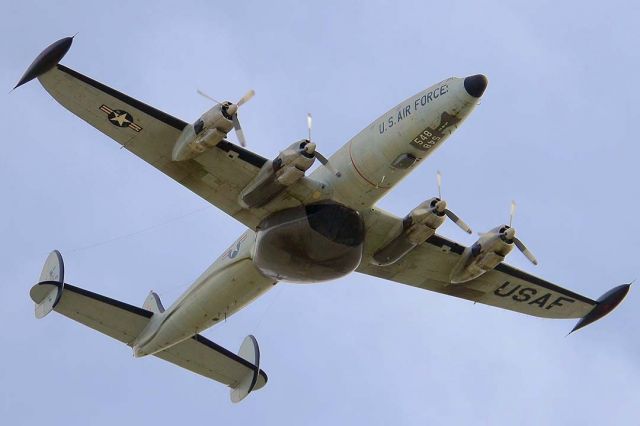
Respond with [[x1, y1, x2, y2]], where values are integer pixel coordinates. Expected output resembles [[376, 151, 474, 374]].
[[2, 0, 639, 424]]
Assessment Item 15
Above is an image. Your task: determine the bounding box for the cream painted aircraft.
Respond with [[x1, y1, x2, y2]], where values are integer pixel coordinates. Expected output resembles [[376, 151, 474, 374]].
[[18, 37, 630, 402]]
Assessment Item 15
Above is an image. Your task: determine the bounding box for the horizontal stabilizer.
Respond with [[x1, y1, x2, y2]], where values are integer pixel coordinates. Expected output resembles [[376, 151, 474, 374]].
[[30, 281, 152, 345], [156, 334, 267, 395], [29, 251, 267, 400]]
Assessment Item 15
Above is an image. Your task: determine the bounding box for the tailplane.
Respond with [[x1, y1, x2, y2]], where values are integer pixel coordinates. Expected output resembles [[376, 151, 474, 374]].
[[29, 250, 268, 401]]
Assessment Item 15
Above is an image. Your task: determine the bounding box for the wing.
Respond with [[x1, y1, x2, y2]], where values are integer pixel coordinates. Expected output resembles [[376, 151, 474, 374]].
[[30, 281, 267, 389], [35, 63, 300, 229], [357, 208, 628, 326]]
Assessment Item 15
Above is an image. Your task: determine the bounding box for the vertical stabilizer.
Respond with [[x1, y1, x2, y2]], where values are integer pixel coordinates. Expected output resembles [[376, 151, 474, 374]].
[[30, 250, 65, 319], [230, 335, 261, 403], [143, 291, 165, 314]]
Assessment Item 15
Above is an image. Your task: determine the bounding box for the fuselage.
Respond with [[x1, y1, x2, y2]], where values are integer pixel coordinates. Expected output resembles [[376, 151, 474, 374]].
[[133, 75, 487, 357], [311, 75, 484, 209]]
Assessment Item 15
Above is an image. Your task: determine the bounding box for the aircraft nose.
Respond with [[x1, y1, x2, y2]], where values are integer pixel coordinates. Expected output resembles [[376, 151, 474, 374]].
[[464, 74, 488, 98]]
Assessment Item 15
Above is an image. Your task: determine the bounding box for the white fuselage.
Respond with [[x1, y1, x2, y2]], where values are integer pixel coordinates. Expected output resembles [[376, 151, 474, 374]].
[[133, 76, 484, 357], [312, 77, 479, 209]]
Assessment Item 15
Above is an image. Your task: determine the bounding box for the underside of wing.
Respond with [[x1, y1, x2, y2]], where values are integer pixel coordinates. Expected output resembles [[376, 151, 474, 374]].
[[357, 208, 629, 329], [19, 37, 328, 229], [36, 64, 278, 228]]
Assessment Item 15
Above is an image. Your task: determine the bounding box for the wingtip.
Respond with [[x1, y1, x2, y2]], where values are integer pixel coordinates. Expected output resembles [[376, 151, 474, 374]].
[[569, 283, 631, 334], [14, 36, 74, 90]]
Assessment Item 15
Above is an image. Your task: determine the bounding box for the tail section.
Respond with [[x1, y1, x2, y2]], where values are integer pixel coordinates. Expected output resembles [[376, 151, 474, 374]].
[[29, 250, 268, 401], [30, 250, 65, 319], [143, 291, 165, 314], [230, 335, 261, 403]]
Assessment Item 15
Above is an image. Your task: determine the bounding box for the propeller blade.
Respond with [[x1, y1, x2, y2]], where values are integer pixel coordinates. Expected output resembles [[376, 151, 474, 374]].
[[232, 114, 247, 147], [514, 237, 538, 265], [314, 149, 329, 165], [509, 200, 516, 227], [197, 89, 221, 104], [236, 89, 255, 107], [314, 150, 341, 177], [436, 170, 442, 199], [302, 113, 340, 177], [444, 209, 472, 234]]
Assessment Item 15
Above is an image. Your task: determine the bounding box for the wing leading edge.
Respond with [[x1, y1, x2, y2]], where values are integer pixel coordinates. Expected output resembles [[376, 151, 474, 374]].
[[357, 208, 629, 331]]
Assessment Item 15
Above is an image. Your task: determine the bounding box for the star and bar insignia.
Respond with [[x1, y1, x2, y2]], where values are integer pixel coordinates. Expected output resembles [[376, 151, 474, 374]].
[[99, 105, 143, 132]]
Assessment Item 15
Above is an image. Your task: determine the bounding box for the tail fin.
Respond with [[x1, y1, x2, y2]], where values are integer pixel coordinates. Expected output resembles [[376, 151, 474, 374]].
[[143, 291, 165, 314]]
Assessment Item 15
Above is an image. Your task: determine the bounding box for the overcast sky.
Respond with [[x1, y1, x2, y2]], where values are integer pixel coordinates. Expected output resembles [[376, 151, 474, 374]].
[[2, 1, 639, 424]]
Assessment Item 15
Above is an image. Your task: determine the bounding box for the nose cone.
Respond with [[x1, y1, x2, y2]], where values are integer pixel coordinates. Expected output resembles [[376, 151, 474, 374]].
[[464, 74, 488, 98]]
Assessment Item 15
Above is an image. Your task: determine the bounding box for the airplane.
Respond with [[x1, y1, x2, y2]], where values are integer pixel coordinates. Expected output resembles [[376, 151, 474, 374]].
[[17, 36, 630, 402]]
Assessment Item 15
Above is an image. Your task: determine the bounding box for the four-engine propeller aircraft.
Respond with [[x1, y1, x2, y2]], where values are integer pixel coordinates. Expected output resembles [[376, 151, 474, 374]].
[[18, 37, 630, 402]]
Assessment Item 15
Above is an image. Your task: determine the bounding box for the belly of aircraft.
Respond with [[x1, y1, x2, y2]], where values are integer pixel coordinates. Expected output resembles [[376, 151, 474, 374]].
[[253, 202, 365, 283]]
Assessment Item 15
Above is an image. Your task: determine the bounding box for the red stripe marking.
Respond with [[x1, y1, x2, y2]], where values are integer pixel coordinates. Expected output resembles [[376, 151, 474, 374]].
[[348, 141, 391, 188]]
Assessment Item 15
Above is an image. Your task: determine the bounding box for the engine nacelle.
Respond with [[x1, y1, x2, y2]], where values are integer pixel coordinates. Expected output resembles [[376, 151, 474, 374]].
[[372, 198, 446, 266], [239, 140, 317, 208], [449, 229, 514, 284], [172, 104, 235, 161]]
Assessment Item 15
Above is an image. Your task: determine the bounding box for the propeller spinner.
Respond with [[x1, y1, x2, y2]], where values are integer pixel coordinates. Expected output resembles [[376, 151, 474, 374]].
[[413, 171, 472, 234]]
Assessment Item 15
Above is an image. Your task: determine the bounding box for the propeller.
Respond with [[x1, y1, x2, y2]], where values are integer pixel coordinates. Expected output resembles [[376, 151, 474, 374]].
[[196, 89, 221, 104], [303, 113, 341, 177], [514, 237, 538, 265], [197, 89, 255, 147], [500, 200, 538, 265], [509, 199, 516, 227], [416, 171, 472, 234]]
